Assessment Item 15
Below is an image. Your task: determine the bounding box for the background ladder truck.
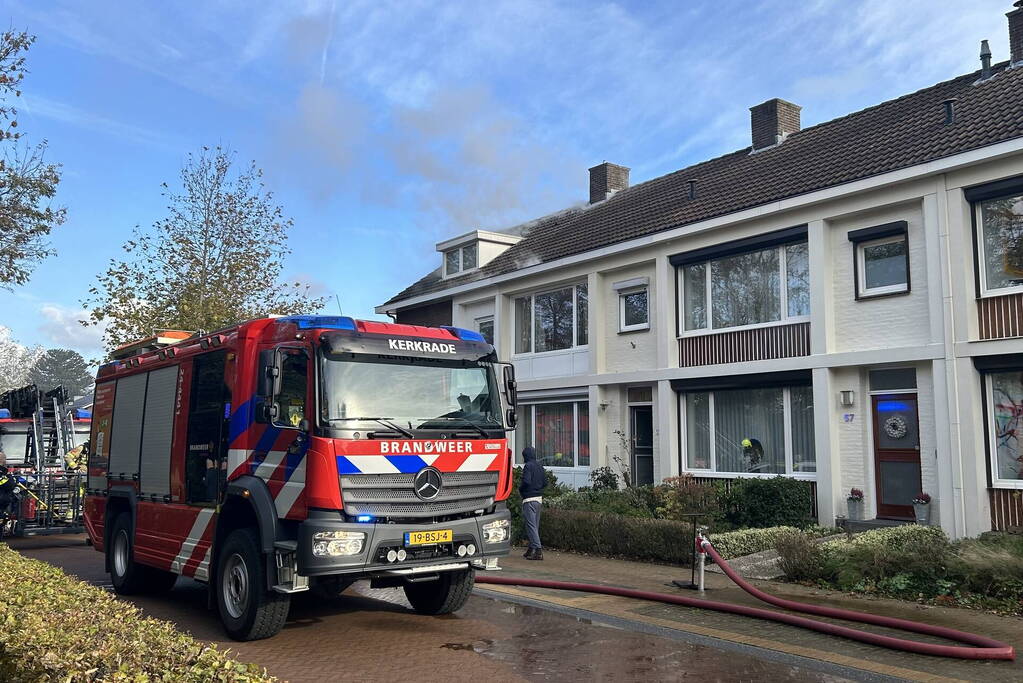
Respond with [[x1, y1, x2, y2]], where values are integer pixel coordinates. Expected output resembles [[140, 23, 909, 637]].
[[0, 384, 91, 537]]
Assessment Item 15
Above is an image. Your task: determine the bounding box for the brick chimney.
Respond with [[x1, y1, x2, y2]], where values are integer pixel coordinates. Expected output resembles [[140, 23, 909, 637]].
[[589, 162, 630, 204], [1009, 1, 1023, 65], [749, 98, 801, 151]]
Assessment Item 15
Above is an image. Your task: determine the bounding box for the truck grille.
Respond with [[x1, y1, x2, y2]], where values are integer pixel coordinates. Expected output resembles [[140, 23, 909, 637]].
[[339, 471, 499, 519]]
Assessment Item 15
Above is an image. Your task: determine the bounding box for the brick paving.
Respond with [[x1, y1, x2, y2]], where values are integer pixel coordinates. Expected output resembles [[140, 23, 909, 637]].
[[7, 535, 851, 682], [491, 550, 1023, 682]]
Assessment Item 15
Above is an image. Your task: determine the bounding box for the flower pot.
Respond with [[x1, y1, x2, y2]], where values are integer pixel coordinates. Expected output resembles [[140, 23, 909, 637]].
[[846, 499, 864, 521], [913, 502, 930, 525]]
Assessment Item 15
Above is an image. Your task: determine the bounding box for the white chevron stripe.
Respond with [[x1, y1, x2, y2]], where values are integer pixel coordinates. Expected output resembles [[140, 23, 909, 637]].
[[253, 450, 287, 479], [170, 508, 214, 575], [227, 448, 251, 474], [457, 453, 499, 471], [195, 547, 212, 581], [274, 457, 307, 518], [344, 455, 400, 474]]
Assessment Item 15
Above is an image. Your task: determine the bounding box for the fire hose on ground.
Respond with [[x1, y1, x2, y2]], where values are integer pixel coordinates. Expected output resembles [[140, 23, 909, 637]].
[[474, 533, 1015, 661]]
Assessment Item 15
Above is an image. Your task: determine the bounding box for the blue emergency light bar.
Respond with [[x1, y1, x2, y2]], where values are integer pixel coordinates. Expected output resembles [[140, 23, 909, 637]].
[[356, 514, 374, 523], [277, 315, 358, 331], [441, 326, 487, 343]]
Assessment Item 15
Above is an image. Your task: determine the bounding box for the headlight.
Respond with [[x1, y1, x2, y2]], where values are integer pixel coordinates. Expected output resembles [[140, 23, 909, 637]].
[[482, 518, 510, 544], [312, 530, 365, 557]]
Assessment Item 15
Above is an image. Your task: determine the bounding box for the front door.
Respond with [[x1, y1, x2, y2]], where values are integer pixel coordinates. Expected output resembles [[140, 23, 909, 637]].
[[872, 394, 921, 520], [630, 406, 654, 486]]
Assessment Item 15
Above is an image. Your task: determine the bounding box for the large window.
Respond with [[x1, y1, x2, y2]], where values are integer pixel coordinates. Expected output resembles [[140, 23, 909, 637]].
[[514, 284, 588, 354], [976, 193, 1023, 295], [515, 401, 590, 468], [682, 385, 815, 475], [987, 370, 1023, 487], [681, 242, 809, 333]]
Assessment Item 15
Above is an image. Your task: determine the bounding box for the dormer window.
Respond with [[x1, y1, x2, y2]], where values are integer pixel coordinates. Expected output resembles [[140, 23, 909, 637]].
[[436, 230, 521, 279], [444, 243, 478, 277]]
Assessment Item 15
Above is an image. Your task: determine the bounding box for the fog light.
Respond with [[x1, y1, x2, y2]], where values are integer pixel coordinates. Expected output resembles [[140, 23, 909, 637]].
[[482, 518, 510, 544], [397, 549, 407, 561], [312, 530, 366, 557], [387, 549, 398, 562], [467, 544, 476, 556], [457, 544, 467, 557]]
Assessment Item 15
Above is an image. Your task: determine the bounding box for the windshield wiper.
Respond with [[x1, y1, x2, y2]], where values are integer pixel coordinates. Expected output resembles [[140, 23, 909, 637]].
[[329, 416, 414, 439], [417, 416, 493, 438]]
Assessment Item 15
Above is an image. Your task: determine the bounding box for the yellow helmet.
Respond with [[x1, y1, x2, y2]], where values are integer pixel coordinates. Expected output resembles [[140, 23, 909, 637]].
[[741, 438, 752, 448]]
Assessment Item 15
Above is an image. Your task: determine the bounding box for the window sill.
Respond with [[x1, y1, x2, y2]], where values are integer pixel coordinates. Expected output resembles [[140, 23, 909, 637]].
[[855, 287, 910, 301], [678, 317, 809, 338], [991, 480, 1023, 490], [978, 286, 1023, 299], [681, 470, 818, 481], [512, 345, 589, 359], [618, 324, 650, 335]]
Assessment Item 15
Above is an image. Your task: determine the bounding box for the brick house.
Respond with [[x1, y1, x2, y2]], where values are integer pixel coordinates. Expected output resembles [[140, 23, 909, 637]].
[[378, 6, 1023, 538]]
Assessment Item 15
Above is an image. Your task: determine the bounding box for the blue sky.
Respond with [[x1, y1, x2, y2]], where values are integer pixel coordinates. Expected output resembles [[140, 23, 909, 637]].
[[1, 0, 1012, 358]]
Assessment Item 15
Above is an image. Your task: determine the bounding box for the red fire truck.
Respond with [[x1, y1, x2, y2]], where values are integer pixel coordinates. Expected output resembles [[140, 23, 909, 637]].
[[84, 316, 516, 640]]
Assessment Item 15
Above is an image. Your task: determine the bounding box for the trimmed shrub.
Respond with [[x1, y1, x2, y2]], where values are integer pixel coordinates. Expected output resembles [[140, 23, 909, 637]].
[[654, 474, 723, 526], [547, 489, 655, 518], [775, 529, 829, 581], [0, 543, 274, 682], [823, 525, 952, 592], [708, 526, 801, 560], [718, 477, 815, 529], [588, 466, 620, 491], [540, 508, 694, 565]]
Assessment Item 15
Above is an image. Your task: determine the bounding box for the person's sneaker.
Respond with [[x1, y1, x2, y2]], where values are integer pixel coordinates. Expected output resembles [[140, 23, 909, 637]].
[[527, 550, 543, 561], [523, 548, 535, 559]]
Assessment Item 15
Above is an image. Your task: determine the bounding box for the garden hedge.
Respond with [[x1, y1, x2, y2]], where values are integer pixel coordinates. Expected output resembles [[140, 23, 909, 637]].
[[0, 543, 275, 682]]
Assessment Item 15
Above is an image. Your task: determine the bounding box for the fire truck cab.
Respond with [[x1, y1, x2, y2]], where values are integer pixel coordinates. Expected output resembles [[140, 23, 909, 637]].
[[84, 316, 516, 640]]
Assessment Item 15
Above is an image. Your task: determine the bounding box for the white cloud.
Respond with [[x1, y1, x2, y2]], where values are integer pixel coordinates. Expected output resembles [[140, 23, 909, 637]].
[[37, 304, 107, 360]]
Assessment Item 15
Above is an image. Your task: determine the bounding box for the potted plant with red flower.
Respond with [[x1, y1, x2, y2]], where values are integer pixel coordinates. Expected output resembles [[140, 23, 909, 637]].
[[847, 488, 864, 521], [912, 492, 931, 525]]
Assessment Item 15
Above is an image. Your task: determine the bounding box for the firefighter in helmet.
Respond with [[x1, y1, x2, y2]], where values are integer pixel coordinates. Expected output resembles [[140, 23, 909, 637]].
[[0, 465, 16, 526], [741, 437, 764, 469]]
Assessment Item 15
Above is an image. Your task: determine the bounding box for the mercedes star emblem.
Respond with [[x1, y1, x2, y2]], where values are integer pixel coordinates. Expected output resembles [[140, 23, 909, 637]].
[[413, 467, 443, 501]]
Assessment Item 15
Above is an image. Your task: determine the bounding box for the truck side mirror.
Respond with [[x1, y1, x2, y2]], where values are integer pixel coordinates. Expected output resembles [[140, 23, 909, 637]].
[[502, 363, 517, 408], [505, 408, 517, 429]]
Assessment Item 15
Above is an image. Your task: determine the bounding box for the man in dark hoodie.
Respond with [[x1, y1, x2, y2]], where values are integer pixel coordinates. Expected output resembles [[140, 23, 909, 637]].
[[519, 446, 544, 560]]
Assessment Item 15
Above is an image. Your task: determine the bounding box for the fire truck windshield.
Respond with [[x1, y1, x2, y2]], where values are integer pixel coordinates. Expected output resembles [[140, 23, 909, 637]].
[[319, 355, 502, 432]]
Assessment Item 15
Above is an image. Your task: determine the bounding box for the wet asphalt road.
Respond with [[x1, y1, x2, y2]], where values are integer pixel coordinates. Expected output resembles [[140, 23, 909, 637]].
[[10, 535, 858, 682]]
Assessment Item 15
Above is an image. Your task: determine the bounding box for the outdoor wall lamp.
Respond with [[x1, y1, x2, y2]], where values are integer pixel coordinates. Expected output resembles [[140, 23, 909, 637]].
[[839, 390, 855, 407]]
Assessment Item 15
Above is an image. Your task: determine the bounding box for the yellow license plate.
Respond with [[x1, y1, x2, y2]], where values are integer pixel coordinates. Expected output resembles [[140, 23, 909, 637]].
[[404, 529, 453, 546]]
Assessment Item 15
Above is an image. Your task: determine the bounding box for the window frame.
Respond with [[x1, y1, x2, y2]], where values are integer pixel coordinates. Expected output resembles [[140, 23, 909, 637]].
[[618, 286, 650, 333], [678, 385, 816, 480], [475, 315, 494, 345], [442, 243, 480, 278], [855, 233, 910, 299], [973, 196, 1023, 298], [984, 370, 1023, 490], [512, 283, 589, 356], [677, 241, 810, 337], [515, 399, 590, 468]]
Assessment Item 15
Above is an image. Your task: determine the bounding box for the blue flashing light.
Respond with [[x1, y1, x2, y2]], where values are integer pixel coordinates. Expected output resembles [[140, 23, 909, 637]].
[[277, 315, 357, 331], [441, 326, 487, 343], [356, 514, 374, 523], [0, 409, 10, 419], [877, 400, 910, 412]]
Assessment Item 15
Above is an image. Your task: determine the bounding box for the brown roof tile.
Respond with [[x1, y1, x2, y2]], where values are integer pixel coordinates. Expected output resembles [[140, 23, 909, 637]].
[[384, 63, 1023, 307]]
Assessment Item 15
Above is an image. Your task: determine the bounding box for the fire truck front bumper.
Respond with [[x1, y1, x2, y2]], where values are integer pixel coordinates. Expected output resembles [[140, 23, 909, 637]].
[[296, 505, 511, 577]]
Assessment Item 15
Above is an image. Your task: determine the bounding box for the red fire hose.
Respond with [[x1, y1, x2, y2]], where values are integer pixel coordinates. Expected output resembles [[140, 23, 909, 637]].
[[475, 537, 1015, 661]]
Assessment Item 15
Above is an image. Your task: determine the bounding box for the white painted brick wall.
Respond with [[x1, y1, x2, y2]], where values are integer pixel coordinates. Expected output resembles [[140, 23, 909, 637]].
[[603, 265, 659, 374], [831, 205, 931, 353]]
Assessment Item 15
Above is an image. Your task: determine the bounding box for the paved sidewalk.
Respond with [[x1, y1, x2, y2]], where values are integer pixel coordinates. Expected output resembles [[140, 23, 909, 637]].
[[486, 549, 1023, 683]]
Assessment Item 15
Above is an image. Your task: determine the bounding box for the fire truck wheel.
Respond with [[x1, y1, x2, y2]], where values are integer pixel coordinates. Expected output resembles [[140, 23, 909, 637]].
[[108, 513, 149, 595], [216, 527, 290, 641], [403, 566, 475, 615]]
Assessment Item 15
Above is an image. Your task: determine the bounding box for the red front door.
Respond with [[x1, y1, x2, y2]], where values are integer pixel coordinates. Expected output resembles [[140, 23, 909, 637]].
[[872, 394, 921, 520]]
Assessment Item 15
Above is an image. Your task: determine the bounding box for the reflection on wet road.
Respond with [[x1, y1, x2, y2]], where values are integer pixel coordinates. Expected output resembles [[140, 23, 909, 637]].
[[13, 536, 854, 682]]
